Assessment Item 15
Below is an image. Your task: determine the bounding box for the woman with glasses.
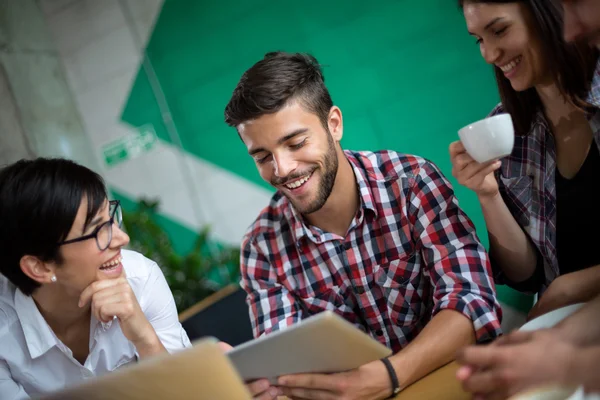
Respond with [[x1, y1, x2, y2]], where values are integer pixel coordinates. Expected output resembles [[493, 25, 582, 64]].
[[0, 158, 191, 399]]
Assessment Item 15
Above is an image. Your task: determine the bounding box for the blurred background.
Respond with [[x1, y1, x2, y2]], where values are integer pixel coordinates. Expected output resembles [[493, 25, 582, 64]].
[[0, 0, 531, 335]]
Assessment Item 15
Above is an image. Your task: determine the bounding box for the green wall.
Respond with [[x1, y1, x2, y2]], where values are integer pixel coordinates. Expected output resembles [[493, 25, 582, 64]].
[[122, 0, 533, 312]]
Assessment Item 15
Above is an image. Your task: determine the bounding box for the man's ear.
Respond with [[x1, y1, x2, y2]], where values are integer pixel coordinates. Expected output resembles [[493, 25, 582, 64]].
[[328, 106, 344, 142], [20, 255, 56, 284]]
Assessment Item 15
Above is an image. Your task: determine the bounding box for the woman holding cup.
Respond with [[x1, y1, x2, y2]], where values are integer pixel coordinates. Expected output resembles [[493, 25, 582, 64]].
[[449, 0, 600, 320]]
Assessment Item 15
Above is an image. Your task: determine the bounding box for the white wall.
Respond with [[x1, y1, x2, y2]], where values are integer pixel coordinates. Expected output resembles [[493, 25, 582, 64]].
[[38, 0, 272, 246], [0, 0, 98, 168], [0, 63, 32, 164]]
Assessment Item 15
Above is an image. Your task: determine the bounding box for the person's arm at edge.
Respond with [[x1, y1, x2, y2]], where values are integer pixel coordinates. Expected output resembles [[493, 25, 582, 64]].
[[555, 290, 600, 346], [572, 345, 600, 392]]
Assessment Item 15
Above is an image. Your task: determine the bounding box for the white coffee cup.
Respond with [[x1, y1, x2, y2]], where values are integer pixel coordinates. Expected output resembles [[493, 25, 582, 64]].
[[458, 113, 515, 164], [509, 385, 585, 400]]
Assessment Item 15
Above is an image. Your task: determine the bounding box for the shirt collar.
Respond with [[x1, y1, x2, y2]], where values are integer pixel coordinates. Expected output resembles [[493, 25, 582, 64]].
[[287, 151, 379, 243], [14, 289, 59, 359], [587, 59, 600, 108], [346, 151, 378, 218]]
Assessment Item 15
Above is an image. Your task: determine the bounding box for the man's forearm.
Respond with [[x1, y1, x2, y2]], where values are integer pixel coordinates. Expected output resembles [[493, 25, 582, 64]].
[[389, 309, 475, 389], [557, 288, 600, 346], [567, 265, 600, 304]]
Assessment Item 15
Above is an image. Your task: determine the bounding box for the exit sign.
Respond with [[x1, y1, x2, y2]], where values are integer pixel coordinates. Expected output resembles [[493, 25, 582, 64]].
[[102, 125, 157, 167]]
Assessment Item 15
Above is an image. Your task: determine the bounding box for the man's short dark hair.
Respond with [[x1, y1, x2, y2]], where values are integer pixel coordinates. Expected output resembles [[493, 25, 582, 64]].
[[0, 158, 107, 295], [224, 51, 334, 129]]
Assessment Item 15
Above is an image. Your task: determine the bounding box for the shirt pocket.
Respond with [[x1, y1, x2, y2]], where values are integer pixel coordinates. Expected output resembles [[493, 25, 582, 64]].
[[293, 285, 349, 314], [372, 253, 423, 325], [499, 175, 533, 228]]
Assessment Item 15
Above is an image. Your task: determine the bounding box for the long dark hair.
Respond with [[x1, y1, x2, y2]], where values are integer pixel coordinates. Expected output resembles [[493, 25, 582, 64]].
[[459, 0, 599, 135]]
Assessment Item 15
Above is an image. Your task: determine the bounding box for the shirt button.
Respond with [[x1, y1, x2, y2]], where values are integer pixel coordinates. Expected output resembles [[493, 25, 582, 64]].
[[375, 329, 384, 336], [356, 287, 365, 295]]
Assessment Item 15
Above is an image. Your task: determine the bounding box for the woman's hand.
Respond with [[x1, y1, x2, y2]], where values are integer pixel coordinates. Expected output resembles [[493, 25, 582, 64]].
[[449, 141, 502, 201]]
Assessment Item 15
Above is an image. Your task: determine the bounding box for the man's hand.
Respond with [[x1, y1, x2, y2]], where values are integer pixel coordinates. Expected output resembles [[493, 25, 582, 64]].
[[79, 275, 162, 355], [248, 380, 283, 400], [456, 330, 578, 400], [218, 342, 282, 400], [277, 359, 392, 400]]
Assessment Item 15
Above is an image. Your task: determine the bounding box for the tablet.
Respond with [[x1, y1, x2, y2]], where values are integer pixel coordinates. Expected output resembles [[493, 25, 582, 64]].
[[39, 338, 251, 400], [227, 311, 392, 382]]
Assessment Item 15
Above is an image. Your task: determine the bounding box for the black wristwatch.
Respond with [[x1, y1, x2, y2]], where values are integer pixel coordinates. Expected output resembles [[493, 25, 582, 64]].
[[380, 357, 401, 398]]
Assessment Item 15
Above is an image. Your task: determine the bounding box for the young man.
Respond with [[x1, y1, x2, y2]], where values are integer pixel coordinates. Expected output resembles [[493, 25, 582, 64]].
[[224, 51, 502, 400], [0, 158, 191, 399], [562, 0, 600, 47]]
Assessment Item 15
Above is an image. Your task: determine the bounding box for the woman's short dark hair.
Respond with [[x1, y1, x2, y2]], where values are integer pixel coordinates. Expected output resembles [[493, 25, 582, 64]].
[[459, 0, 599, 135], [224, 51, 334, 130], [0, 158, 107, 295]]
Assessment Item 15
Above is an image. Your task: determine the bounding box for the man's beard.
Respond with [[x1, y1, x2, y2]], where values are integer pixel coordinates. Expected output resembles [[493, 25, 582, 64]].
[[274, 133, 339, 215]]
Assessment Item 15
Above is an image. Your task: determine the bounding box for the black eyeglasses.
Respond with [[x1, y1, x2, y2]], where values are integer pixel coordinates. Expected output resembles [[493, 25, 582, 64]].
[[58, 200, 123, 251]]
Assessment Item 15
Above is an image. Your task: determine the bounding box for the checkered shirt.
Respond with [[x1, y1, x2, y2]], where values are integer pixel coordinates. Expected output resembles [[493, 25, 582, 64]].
[[240, 150, 502, 353]]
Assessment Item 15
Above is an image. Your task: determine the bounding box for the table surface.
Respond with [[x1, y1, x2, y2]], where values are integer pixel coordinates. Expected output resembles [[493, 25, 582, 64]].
[[394, 361, 470, 400], [278, 361, 470, 400]]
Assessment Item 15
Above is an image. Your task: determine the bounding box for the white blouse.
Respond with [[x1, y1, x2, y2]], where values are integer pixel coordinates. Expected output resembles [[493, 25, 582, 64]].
[[0, 250, 192, 399]]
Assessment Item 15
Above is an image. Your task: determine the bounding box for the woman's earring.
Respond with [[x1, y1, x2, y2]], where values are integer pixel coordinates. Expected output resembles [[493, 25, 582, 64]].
[[50, 276, 57, 283]]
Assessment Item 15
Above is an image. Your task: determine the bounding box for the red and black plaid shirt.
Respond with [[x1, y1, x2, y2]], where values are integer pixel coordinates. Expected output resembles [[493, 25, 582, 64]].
[[241, 150, 502, 352]]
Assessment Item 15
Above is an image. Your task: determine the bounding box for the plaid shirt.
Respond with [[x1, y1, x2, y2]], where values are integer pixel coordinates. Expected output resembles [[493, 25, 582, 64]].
[[241, 150, 502, 353], [489, 62, 600, 293]]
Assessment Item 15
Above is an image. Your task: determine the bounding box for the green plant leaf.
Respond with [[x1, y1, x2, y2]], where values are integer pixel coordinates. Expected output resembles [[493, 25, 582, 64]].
[[122, 197, 241, 312]]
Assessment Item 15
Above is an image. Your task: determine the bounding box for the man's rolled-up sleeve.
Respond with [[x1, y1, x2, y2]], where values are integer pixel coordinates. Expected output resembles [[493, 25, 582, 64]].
[[408, 161, 503, 342], [240, 236, 304, 338]]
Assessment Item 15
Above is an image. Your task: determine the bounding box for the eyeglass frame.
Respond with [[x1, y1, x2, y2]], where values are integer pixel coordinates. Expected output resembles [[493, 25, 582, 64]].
[[57, 200, 123, 251]]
